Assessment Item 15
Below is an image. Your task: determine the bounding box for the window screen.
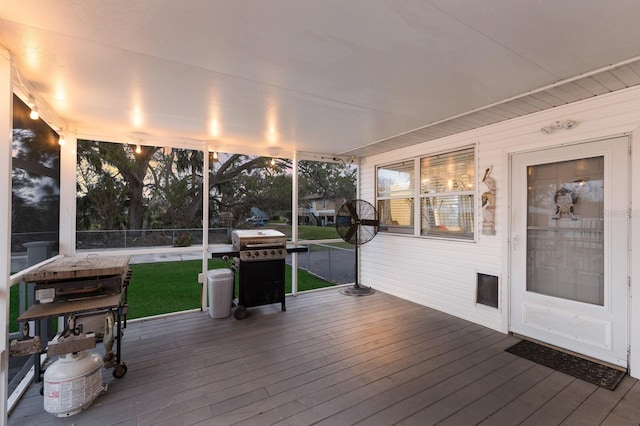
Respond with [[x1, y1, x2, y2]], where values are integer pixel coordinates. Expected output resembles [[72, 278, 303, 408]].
[[377, 161, 414, 234], [420, 147, 475, 240]]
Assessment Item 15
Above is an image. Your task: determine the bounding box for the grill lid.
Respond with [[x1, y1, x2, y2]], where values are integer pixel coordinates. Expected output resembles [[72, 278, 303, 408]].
[[232, 229, 286, 251]]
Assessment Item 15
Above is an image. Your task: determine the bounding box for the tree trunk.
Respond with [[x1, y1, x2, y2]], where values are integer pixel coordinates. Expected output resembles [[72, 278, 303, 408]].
[[104, 143, 159, 231]]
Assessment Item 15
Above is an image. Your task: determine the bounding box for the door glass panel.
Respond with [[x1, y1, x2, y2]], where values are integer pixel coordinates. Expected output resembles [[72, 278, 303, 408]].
[[526, 156, 604, 305]]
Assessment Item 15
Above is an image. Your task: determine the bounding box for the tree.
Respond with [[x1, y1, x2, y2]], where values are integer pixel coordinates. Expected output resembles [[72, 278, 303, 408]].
[[298, 160, 357, 203], [75, 140, 357, 236], [77, 143, 285, 231], [77, 141, 163, 231], [209, 154, 288, 224], [76, 172, 128, 231], [147, 149, 204, 228]]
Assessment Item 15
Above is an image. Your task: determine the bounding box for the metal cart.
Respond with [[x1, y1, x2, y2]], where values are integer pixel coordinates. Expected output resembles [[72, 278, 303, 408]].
[[13, 255, 131, 381]]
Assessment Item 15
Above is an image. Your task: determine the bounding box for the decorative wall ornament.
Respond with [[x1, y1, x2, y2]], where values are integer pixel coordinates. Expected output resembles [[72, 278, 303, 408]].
[[540, 119, 577, 134], [481, 166, 496, 235], [552, 186, 578, 220]]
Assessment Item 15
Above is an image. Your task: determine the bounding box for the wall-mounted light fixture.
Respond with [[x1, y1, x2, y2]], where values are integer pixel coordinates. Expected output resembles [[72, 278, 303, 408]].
[[135, 145, 142, 154], [28, 95, 39, 120], [29, 106, 39, 120], [270, 157, 276, 166], [55, 127, 66, 145], [541, 119, 577, 134], [213, 151, 218, 161]]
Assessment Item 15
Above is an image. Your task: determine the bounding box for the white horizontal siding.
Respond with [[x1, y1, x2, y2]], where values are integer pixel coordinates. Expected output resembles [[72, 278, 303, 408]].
[[359, 85, 640, 346]]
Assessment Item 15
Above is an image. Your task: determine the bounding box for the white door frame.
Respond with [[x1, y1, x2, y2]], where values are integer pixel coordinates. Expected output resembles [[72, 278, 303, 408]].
[[508, 136, 630, 367]]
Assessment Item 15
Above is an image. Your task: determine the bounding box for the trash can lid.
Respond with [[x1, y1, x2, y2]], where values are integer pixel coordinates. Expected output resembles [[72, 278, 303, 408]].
[[207, 268, 234, 278]]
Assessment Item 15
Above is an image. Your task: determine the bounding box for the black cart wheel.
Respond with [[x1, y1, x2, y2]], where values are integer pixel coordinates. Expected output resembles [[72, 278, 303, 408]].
[[113, 362, 128, 378], [234, 306, 248, 320]]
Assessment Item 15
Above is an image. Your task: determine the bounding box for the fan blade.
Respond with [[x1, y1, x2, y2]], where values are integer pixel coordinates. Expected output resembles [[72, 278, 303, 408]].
[[343, 224, 357, 242], [346, 201, 358, 219], [360, 219, 379, 227]]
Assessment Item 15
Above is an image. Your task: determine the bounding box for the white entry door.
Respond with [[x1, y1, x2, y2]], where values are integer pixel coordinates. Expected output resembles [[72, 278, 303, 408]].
[[510, 137, 629, 367]]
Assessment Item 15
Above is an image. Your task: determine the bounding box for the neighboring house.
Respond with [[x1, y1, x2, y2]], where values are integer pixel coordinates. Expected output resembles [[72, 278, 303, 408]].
[[298, 194, 344, 226]]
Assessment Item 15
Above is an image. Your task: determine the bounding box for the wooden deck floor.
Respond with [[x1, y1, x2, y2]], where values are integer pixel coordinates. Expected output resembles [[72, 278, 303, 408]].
[[8, 287, 640, 425]]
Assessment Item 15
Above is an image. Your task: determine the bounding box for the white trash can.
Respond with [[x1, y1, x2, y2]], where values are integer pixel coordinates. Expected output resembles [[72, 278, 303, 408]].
[[207, 268, 234, 318]]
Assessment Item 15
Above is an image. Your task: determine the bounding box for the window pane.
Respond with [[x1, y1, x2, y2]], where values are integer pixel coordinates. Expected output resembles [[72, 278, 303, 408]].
[[526, 156, 605, 305], [421, 195, 474, 239], [378, 198, 414, 234], [76, 141, 203, 249], [420, 148, 474, 194], [297, 159, 356, 239], [12, 94, 60, 270], [377, 161, 414, 197], [208, 153, 292, 239]]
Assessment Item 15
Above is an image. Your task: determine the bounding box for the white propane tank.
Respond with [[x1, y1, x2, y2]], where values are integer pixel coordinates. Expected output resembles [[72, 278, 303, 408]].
[[43, 350, 104, 417]]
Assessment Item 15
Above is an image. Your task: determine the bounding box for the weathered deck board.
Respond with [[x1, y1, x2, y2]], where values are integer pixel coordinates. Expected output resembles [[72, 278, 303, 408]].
[[8, 287, 639, 426]]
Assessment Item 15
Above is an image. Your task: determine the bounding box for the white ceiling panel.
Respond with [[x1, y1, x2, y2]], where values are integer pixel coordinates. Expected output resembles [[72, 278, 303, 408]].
[[427, 0, 640, 76]]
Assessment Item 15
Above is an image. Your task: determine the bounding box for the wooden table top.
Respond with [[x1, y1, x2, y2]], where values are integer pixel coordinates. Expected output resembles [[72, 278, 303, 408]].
[[23, 254, 131, 282], [17, 294, 122, 321]]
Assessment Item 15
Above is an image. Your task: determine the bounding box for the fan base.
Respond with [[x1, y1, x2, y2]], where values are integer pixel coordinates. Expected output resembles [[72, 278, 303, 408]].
[[339, 285, 375, 296]]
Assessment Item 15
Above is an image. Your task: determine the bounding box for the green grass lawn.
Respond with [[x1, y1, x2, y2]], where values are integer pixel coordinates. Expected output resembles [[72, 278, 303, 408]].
[[267, 224, 341, 240], [267, 224, 352, 249], [9, 259, 334, 332], [298, 225, 340, 240], [9, 286, 19, 333], [126, 259, 333, 319]]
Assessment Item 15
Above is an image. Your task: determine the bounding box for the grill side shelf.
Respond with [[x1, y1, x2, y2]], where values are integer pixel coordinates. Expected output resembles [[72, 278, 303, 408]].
[[210, 243, 308, 258]]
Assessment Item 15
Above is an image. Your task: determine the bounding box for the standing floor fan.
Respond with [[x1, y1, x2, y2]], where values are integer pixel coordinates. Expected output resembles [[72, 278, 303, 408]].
[[335, 199, 379, 296]]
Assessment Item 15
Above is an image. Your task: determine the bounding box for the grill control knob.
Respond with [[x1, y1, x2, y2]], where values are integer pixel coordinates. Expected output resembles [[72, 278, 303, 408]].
[[263, 250, 268, 256], [270, 250, 275, 255], [254, 251, 260, 257]]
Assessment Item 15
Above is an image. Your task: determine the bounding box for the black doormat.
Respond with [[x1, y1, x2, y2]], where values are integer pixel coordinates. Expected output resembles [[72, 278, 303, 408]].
[[505, 340, 626, 390]]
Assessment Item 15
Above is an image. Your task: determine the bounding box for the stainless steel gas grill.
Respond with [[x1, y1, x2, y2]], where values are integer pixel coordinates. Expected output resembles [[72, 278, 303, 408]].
[[210, 229, 308, 319], [232, 229, 287, 263], [230, 229, 288, 319]]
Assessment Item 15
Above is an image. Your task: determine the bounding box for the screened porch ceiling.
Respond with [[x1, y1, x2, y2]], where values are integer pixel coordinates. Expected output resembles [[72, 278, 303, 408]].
[[2, 1, 640, 159]]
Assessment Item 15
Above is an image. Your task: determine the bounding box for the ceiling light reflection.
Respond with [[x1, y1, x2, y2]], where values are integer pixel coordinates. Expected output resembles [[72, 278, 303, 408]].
[[132, 106, 143, 127]]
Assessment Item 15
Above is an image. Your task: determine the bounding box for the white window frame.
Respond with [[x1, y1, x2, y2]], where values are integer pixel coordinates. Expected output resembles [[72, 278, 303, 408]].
[[376, 144, 477, 241], [376, 159, 415, 235]]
